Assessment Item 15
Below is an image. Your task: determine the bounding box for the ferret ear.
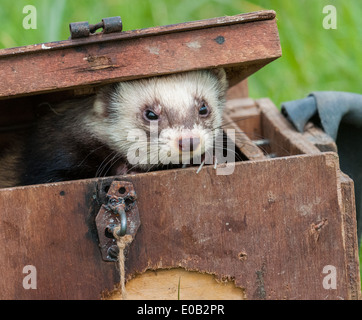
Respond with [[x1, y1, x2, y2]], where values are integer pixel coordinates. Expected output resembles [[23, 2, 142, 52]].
[[93, 83, 119, 118], [210, 68, 228, 90], [210, 67, 226, 80], [209, 68, 228, 97]]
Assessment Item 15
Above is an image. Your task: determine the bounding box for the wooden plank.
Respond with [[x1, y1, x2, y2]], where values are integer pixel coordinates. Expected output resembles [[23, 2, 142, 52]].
[[226, 80, 249, 99], [124, 152, 360, 300], [0, 11, 277, 56], [257, 98, 321, 156], [0, 13, 281, 99], [0, 153, 360, 299], [339, 173, 361, 299], [0, 180, 118, 299], [303, 122, 338, 152], [223, 113, 266, 160], [225, 98, 261, 140]]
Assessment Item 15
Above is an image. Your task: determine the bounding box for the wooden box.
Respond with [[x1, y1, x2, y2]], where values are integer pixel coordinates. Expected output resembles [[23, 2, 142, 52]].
[[0, 10, 360, 300]]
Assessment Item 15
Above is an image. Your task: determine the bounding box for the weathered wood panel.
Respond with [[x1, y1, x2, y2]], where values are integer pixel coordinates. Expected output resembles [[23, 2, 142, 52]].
[[0, 181, 117, 299], [125, 152, 359, 300], [223, 113, 266, 160], [226, 80, 249, 100], [0, 12, 281, 99], [225, 98, 261, 140], [0, 11, 276, 56], [0, 153, 360, 299], [340, 173, 361, 300], [258, 98, 321, 156], [302, 122, 338, 153]]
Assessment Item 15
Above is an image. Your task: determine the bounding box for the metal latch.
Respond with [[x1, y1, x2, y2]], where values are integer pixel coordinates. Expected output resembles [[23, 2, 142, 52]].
[[69, 16, 123, 39], [95, 180, 140, 261]]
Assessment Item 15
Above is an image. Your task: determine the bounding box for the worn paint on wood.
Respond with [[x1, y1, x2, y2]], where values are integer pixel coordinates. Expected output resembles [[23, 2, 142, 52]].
[[257, 98, 321, 156], [0, 12, 281, 99], [0, 11, 277, 56], [0, 153, 360, 299]]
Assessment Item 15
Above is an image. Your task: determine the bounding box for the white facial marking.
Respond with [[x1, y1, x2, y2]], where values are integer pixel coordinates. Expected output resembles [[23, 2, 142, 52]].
[[88, 69, 228, 169]]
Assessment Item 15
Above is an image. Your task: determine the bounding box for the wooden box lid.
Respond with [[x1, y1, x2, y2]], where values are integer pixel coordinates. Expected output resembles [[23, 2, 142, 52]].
[[0, 10, 281, 100]]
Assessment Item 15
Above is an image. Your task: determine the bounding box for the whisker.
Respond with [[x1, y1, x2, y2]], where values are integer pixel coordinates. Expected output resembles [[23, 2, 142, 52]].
[[77, 145, 108, 168], [96, 151, 118, 178], [101, 153, 123, 178], [196, 160, 205, 174]]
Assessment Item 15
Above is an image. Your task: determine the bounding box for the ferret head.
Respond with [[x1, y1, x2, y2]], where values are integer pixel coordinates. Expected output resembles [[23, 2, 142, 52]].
[[91, 69, 228, 171]]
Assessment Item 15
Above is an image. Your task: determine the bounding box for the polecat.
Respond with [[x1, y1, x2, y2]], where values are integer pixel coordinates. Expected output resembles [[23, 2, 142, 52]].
[[0, 68, 228, 188]]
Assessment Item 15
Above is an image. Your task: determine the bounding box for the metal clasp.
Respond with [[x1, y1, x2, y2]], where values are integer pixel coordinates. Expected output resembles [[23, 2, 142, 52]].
[[69, 16, 123, 39], [95, 180, 140, 261]]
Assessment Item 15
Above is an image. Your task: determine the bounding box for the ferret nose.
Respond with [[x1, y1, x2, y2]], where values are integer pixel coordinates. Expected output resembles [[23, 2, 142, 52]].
[[178, 137, 200, 152]]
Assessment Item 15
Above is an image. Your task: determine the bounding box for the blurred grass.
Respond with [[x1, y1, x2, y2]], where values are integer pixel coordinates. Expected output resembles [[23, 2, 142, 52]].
[[1, 0, 362, 287]]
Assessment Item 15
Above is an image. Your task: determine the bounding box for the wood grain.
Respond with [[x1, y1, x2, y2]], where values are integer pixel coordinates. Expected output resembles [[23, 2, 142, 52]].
[[226, 80, 249, 100], [105, 269, 246, 300], [0, 181, 117, 299], [0, 11, 276, 57], [0, 153, 360, 299], [225, 98, 261, 140], [0, 13, 281, 99], [303, 122, 338, 153], [223, 113, 266, 160], [257, 98, 321, 156]]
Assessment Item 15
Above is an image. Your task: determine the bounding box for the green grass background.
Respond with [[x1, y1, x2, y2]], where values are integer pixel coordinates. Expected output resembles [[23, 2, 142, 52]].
[[1, 0, 362, 289]]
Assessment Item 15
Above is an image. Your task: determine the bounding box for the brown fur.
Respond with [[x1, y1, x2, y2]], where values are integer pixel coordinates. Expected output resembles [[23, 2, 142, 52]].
[[0, 144, 23, 188]]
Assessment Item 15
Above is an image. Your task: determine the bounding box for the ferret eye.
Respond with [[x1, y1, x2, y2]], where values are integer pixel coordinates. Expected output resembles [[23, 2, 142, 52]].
[[144, 109, 159, 121], [199, 103, 210, 117]]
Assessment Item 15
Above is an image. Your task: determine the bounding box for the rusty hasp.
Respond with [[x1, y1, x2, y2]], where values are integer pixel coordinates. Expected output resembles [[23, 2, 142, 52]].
[[69, 16, 123, 39], [95, 180, 140, 261]]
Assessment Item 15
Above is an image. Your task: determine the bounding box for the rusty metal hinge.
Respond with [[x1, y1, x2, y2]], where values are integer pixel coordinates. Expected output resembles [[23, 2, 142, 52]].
[[95, 180, 140, 261], [69, 16, 123, 39]]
